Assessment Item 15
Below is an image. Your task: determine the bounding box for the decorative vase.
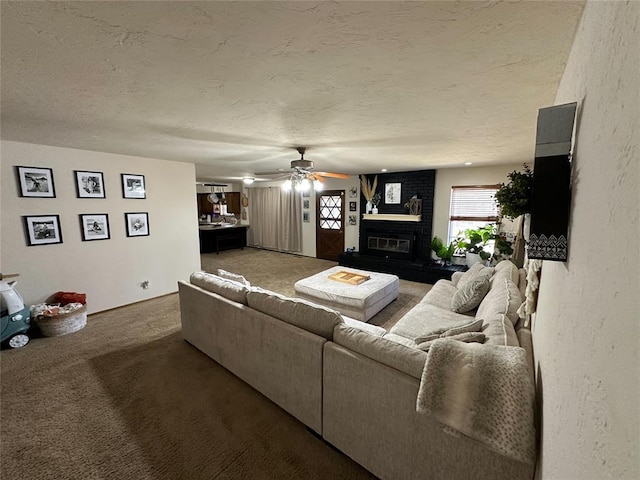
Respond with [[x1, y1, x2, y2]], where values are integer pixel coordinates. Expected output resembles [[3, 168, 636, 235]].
[[366, 201, 372, 214], [372, 205, 379, 214], [466, 252, 482, 268]]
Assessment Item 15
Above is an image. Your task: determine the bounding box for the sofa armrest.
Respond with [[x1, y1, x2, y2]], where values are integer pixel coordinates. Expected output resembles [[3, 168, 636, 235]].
[[451, 271, 464, 286]]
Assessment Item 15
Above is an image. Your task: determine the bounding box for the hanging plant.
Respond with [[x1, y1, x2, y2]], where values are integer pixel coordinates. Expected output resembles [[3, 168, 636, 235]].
[[495, 164, 534, 218]]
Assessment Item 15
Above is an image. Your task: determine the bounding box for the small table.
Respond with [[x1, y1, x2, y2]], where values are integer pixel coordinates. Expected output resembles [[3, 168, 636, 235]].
[[294, 266, 399, 322]]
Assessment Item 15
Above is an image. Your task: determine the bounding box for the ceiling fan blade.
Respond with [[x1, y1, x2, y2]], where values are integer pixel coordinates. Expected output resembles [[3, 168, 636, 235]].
[[307, 173, 325, 182], [254, 170, 287, 176], [316, 172, 350, 179]]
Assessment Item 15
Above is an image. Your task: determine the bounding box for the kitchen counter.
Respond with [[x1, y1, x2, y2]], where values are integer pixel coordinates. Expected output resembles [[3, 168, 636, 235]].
[[198, 224, 248, 254], [199, 223, 245, 230]]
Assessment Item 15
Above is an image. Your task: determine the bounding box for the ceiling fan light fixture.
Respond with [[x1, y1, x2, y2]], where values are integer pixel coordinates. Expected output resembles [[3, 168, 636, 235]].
[[243, 177, 255, 185], [313, 180, 323, 191], [282, 179, 292, 191]]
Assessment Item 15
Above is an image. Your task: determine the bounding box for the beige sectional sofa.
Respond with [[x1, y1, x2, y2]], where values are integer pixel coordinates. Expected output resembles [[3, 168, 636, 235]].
[[178, 261, 536, 480]]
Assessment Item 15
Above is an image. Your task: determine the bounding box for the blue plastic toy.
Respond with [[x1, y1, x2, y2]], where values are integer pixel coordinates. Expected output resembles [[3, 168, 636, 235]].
[[1, 274, 31, 349]]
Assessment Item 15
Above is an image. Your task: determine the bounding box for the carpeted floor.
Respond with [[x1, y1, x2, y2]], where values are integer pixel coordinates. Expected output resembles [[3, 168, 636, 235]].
[[1, 248, 430, 479]]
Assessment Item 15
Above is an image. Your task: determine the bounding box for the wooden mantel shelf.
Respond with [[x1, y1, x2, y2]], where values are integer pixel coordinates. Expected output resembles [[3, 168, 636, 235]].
[[362, 214, 422, 222]]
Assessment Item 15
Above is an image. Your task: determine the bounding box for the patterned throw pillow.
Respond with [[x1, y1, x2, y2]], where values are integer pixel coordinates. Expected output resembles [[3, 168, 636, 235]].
[[450, 267, 494, 313], [416, 332, 486, 351], [415, 318, 484, 344], [217, 269, 251, 287]]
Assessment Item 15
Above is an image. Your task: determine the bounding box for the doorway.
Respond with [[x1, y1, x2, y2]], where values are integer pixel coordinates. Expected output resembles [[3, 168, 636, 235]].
[[316, 190, 345, 261]]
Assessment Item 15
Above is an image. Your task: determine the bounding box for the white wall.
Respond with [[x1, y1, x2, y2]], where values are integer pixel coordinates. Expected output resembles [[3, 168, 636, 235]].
[[533, 2, 639, 479], [1, 141, 201, 314], [433, 164, 523, 244]]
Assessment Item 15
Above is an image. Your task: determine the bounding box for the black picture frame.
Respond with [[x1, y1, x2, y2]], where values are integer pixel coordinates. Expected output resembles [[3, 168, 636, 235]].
[[23, 214, 63, 246], [79, 213, 110, 241], [75, 170, 106, 198], [349, 201, 357, 211], [121, 173, 146, 199], [385, 183, 402, 204], [125, 212, 149, 237], [16, 166, 56, 198]]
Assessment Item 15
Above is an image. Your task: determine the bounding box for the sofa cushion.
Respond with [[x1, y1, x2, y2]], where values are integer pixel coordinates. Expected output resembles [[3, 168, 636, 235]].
[[383, 332, 418, 348], [247, 287, 342, 340], [389, 303, 474, 341], [450, 267, 493, 313], [419, 280, 458, 310], [342, 315, 386, 337], [333, 324, 427, 379], [494, 260, 520, 284], [190, 271, 249, 305], [217, 268, 251, 287], [416, 332, 486, 351], [476, 278, 523, 325], [481, 313, 520, 347], [415, 318, 484, 343]]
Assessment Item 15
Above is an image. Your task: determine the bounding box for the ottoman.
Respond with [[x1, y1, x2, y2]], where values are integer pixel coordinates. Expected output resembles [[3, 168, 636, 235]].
[[294, 266, 399, 322]]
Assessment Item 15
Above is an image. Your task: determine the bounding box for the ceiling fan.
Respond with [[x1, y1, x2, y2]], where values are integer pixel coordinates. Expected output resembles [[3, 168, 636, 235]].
[[254, 147, 349, 191]]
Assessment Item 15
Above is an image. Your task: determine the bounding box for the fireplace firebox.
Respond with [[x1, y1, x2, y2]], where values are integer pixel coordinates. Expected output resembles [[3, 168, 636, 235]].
[[365, 231, 414, 260]]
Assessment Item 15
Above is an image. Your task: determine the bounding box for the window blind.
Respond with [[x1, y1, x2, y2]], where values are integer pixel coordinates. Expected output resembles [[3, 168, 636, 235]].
[[449, 185, 499, 221]]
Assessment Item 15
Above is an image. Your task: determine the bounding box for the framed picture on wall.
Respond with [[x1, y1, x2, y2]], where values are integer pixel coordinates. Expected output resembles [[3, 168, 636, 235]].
[[16, 166, 56, 198], [302, 190, 310, 198], [75, 170, 105, 198], [349, 201, 357, 211], [303, 212, 310, 223], [385, 183, 401, 204], [79, 213, 110, 241], [125, 212, 149, 237], [23, 214, 63, 246], [348, 215, 357, 226], [349, 187, 358, 198], [121, 173, 146, 199], [303, 199, 310, 209]]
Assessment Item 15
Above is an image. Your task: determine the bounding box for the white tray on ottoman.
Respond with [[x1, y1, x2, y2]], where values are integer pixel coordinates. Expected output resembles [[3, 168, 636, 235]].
[[294, 266, 399, 322]]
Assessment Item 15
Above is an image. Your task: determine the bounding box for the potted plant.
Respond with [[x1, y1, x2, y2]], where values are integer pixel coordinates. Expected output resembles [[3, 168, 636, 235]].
[[360, 175, 378, 214], [454, 224, 496, 267], [491, 234, 514, 264], [494, 164, 534, 219], [430, 236, 455, 265]]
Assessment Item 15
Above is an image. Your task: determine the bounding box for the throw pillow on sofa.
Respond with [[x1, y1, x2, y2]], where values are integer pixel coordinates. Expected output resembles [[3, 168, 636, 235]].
[[217, 268, 251, 287], [415, 318, 484, 343], [416, 332, 486, 351], [456, 263, 494, 290], [450, 267, 494, 313]]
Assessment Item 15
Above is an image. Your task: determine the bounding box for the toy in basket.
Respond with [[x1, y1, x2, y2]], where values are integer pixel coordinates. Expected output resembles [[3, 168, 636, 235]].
[[32, 291, 87, 337]]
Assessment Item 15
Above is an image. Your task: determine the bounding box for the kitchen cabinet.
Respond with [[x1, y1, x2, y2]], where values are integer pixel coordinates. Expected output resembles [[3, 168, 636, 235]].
[[197, 192, 241, 217]]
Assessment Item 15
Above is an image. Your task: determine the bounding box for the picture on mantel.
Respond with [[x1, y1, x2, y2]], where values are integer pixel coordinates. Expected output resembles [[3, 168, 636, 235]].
[[385, 183, 401, 204]]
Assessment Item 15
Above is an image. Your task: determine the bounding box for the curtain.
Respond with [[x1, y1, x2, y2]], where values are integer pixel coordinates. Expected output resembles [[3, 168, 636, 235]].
[[247, 187, 302, 253]]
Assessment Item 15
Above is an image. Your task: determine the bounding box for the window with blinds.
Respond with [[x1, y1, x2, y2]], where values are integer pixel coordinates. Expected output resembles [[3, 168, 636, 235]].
[[448, 185, 499, 245]]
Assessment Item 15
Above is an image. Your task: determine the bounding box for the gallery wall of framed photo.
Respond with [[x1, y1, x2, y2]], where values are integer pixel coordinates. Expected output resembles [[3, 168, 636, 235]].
[[16, 165, 150, 245], [1, 140, 201, 315]]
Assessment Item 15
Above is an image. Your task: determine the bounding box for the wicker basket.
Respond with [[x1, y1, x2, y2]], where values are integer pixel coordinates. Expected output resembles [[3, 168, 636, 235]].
[[35, 304, 87, 337]]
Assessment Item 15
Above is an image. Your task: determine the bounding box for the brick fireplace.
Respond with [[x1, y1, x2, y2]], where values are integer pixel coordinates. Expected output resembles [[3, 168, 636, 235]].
[[358, 169, 435, 263], [340, 169, 463, 283]]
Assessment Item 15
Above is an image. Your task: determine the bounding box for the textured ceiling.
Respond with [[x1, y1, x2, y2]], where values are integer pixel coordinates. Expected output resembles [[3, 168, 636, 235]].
[[1, 1, 584, 183]]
